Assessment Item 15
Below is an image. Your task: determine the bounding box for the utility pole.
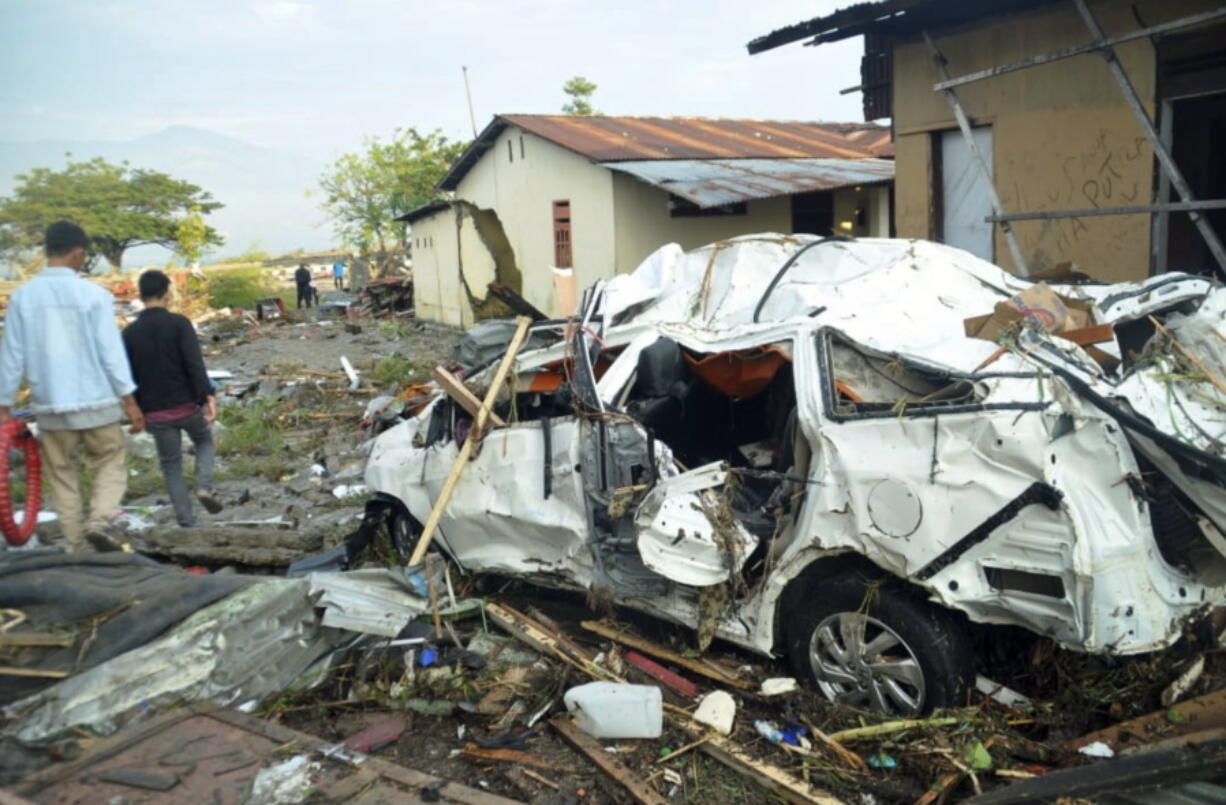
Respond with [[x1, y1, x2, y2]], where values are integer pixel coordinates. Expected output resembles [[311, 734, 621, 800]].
[[462, 66, 478, 138]]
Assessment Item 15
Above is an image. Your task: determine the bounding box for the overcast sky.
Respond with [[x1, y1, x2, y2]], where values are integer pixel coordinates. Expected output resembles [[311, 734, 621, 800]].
[[0, 0, 865, 159]]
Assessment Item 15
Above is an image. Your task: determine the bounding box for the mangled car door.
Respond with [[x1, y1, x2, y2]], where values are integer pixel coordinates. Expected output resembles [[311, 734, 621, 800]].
[[570, 309, 761, 592], [367, 396, 590, 581]]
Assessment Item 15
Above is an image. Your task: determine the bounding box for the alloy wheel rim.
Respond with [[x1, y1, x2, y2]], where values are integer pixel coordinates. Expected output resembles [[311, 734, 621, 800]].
[[390, 515, 414, 561], [809, 612, 926, 716]]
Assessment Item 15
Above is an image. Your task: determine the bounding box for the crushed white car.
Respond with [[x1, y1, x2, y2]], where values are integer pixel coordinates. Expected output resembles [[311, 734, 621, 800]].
[[359, 235, 1226, 715]]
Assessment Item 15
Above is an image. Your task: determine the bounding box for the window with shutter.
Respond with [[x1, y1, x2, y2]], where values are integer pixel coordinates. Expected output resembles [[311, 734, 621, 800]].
[[553, 200, 572, 268]]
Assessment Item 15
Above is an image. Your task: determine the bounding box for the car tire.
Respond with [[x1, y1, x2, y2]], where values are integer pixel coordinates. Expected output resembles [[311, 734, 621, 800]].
[[784, 574, 974, 715], [387, 510, 418, 563]]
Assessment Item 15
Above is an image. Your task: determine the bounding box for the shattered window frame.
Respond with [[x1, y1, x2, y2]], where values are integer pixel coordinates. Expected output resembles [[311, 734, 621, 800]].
[[815, 329, 1050, 422]]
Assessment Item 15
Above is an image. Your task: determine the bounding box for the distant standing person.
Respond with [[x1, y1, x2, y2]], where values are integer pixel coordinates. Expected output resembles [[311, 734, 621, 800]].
[[295, 263, 313, 308], [332, 260, 345, 290], [123, 270, 223, 527], [0, 221, 145, 552]]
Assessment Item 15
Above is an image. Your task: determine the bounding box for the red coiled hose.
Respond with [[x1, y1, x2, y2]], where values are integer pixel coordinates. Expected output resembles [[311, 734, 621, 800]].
[[0, 418, 41, 545]]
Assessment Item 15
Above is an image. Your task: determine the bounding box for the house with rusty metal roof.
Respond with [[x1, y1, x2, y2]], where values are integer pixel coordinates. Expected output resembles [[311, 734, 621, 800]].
[[749, 0, 1226, 284], [399, 114, 895, 326]]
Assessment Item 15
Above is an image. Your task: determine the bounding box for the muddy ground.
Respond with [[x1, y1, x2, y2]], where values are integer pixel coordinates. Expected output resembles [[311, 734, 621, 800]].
[[118, 313, 456, 540]]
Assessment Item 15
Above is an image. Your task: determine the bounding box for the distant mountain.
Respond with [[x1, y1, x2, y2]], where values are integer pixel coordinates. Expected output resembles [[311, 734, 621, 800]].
[[0, 126, 335, 267]]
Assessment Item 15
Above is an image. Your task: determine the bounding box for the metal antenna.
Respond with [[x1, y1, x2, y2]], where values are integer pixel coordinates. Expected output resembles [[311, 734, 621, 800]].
[[462, 66, 478, 138]]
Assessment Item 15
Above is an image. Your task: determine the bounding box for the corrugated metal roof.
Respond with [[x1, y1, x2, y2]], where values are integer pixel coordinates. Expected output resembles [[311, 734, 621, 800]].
[[603, 157, 895, 208], [437, 115, 892, 191], [502, 115, 891, 161]]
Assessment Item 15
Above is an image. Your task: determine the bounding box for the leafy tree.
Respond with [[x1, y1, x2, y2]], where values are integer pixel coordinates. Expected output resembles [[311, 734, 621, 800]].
[[319, 127, 468, 274], [0, 157, 223, 271], [173, 206, 210, 265], [562, 76, 599, 116]]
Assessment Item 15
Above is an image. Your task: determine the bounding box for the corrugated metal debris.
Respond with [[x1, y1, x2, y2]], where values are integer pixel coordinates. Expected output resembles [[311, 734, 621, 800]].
[[603, 157, 895, 207]]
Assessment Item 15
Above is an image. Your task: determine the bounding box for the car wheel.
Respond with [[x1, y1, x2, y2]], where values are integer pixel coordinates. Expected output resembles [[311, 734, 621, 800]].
[[387, 511, 418, 563], [785, 575, 973, 715]]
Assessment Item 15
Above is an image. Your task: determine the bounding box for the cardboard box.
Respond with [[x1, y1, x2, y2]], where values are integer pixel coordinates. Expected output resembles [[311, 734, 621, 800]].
[[964, 283, 1096, 342]]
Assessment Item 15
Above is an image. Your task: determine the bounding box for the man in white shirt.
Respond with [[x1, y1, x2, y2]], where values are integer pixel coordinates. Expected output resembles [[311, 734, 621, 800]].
[[0, 221, 145, 551]]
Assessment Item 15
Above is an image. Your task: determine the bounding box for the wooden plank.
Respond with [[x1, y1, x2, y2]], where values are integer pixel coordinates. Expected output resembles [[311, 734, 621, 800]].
[[674, 721, 845, 805], [625, 650, 699, 698], [0, 633, 74, 648], [551, 717, 667, 805], [458, 747, 576, 774], [433, 366, 507, 427], [487, 282, 548, 322], [580, 620, 751, 690], [485, 603, 621, 682], [1062, 687, 1226, 754], [1054, 323, 1115, 346], [0, 666, 69, 678], [408, 316, 531, 566]]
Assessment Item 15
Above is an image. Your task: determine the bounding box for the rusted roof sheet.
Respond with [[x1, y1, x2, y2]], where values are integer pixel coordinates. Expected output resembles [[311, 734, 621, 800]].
[[604, 158, 895, 208], [438, 115, 893, 191], [502, 114, 889, 161]]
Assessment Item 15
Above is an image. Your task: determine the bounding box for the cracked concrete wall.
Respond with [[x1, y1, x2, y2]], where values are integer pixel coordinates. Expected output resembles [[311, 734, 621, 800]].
[[410, 202, 527, 326]]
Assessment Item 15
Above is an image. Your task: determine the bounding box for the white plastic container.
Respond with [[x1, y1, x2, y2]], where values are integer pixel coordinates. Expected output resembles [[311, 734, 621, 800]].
[[563, 682, 663, 739]]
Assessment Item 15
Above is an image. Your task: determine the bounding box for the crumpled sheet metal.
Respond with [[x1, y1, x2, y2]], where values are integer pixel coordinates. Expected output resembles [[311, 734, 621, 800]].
[[308, 567, 429, 637], [366, 408, 596, 582], [4, 579, 357, 744], [634, 462, 758, 586]]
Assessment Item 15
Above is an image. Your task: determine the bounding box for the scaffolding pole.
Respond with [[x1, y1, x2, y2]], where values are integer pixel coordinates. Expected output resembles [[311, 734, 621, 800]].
[[987, 199, 1226, 223], [934, 6, 1226, 91], [1072, 0, 1226, 274], [923, 31, 1031, 277]]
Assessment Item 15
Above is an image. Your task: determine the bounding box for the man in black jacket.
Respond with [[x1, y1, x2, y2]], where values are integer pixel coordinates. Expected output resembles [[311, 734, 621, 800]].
[[295, 263, 313, 308], [123, 270, 223, 527]]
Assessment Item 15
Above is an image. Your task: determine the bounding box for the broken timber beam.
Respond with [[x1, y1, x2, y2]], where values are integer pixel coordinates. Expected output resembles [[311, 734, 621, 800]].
[[673, 718, 846, 805], [433, 366, 507, 427], [408, 316, 531, 567], [487, 282, 548, 322], [0, 666, 69, 679], [0, 633, 73, 648], [458, 747, 576, 775], [580, 620, 751, 689], [486, 602, 621, 682], [551, 717, 667, 805], [1062, 687, 1226, 755]]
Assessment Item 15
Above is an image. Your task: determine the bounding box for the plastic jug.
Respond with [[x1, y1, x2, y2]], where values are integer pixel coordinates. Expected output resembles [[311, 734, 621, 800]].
[[563, 682, 663, 739]]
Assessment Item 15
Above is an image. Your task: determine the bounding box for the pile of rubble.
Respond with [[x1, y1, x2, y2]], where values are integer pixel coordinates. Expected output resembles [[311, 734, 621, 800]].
[[2, 234, 1225, 804]]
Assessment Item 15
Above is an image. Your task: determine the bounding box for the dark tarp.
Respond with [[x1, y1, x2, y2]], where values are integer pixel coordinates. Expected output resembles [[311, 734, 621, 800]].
[[0, 551, 251, 704]]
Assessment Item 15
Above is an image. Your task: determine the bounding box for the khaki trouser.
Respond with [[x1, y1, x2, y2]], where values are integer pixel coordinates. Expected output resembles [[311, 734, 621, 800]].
[[39, 424, 127, 549]]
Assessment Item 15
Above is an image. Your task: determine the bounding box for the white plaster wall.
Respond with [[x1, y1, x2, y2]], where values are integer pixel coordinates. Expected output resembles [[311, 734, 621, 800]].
[[610, 173, 793, 275], [455, 128, 616, 316], [410, 207, 470, 326]]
